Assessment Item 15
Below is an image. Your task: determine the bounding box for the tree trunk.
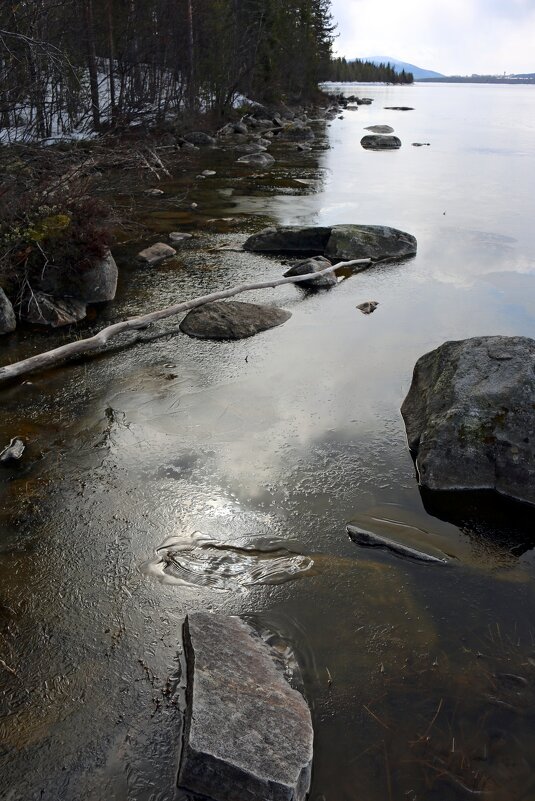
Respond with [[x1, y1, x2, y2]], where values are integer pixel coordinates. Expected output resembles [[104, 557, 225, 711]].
[[85, 0, 101, 131], [0, 260, 370, 385]]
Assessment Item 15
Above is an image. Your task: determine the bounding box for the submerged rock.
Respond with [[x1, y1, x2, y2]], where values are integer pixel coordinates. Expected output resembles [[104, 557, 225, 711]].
[[361, 135, 402, 150], [0, 288, 16, 334], [20, 293, 87, 327], [364, 125, 394, 134], [401, 336, 535, 506], [347, 524, 448, 564], [0, 437, 25, 465], [236, 152, 275, 168], [137, 242, 177, 265], [180, 301, 291, 340], [244, 225, 416, 262], [146, 531, 313, 591], [179, 613, 313, 801], [385, 106, 414, 111], [283, 256, 337, 288]]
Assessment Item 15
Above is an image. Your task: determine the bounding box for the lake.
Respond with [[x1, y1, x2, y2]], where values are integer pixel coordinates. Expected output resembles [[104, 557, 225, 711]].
[[1, 82, 535, 801]]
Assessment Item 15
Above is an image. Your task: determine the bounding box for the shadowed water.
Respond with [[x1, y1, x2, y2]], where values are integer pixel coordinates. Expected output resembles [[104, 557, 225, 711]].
[[1, 83, 535, 801]]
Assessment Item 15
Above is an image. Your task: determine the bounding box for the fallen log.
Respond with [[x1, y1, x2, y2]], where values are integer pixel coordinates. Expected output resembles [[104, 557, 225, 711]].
[[0, 258, 370, 385]]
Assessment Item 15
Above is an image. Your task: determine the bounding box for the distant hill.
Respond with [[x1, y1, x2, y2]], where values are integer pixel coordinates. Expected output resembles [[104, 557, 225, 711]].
[[419, 73, 535, 84], [361, 56, 444, 81]]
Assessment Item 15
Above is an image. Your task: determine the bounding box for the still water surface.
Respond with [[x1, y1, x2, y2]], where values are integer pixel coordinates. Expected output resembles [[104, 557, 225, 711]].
[[1, 82, 535, 800]]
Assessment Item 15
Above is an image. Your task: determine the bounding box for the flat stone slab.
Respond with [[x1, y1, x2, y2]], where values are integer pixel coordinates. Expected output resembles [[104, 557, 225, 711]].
[[179, 613, 313, 801], [401, 336, 535, 506], [137, 242, 177, 265], [180, 301, 291, 340]]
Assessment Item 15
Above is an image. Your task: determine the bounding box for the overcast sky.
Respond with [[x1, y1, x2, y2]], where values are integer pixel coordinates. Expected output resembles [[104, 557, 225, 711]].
[[331, 0, 535, 75]]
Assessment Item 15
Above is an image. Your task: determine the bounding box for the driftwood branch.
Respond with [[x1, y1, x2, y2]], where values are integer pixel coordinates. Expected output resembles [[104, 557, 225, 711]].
[[0, 259, 370, 385]]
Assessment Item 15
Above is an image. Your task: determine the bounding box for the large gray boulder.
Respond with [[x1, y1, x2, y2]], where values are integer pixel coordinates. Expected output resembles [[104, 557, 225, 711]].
[[325, 225, 417, 261], [401, 336, 535, 506], [0, 288, 16, 334], [244, 224, 416, 261], [283, 255, 337, 288], [180, 301, 291, 340], [178, 613, 313, 801], [361, 135, 401, 150], [39, 250, 118, 303]]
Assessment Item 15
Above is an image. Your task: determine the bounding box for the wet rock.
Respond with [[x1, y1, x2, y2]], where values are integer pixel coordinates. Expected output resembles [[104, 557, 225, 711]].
[[236, 152, 275, 168], [183, 131, 216, 146], [180, 301, 291, 340], [361, 135, 401, 150], [244, 225, 416, 262], [412, 142, 430, 147], [283, 256, 337, 288], [365, 125, 394, 134], [384, 106, 414, 111], [20, 293, 87, 327], [0, 437, 25, 465], [244, 226, 332, 254], [235, 143, 267, 155], [181, 141, 198, 151], [178, 613, 313, 801], [169, 232, 193, 243], [325, 225, 417, 261], [347, 524, 448, 564], [144, 188, 164, 196], [137, 242, 177, 265], [233, 121, 248, 134], [38, 250, 118, 303], [296, 143, 312, 152], [356, 301, 379, 314], [401, 336, 535, 506], [280, 122, 315, 141], [356, 97, 373, 105], [0, 288, 16, 334]]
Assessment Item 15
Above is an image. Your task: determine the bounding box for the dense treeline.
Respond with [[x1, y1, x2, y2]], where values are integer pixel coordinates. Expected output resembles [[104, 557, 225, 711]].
[[325, 58, 413, 84], [0, 0, 335, 141]]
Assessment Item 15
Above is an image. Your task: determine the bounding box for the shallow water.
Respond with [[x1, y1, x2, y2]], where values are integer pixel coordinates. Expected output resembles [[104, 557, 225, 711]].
[[1, 83, 535, 800]]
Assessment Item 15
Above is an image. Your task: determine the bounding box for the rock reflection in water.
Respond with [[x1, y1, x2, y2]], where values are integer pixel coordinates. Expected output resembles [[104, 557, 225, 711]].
[[145, 532, 314, 591]]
